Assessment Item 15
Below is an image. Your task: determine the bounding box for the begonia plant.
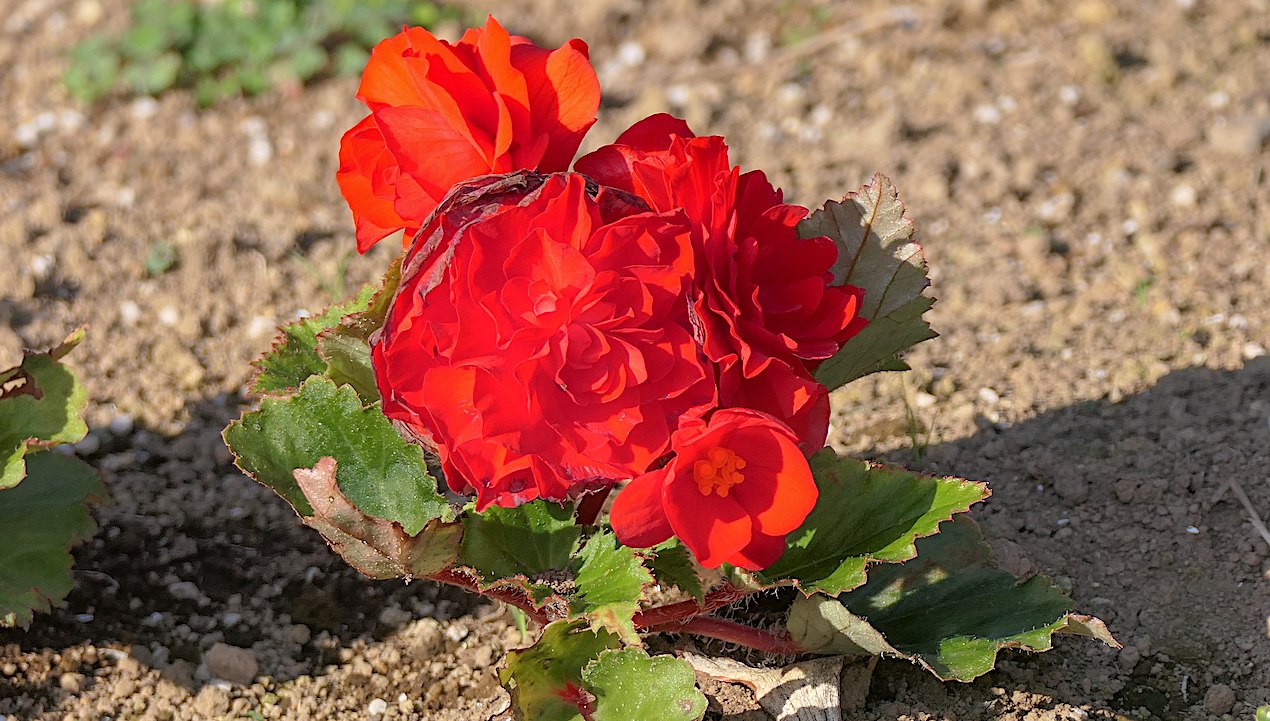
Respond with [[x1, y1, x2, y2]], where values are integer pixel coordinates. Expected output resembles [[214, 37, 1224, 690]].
[[225, 17, 1116, 719], [1, 329, 106, 629]]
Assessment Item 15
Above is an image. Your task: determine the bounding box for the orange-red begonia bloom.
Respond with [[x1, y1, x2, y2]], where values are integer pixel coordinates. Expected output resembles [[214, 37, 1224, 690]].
[[337, 17, 601, 253], [372, 172, 715, 510], [609, 408, 818, 570], [576, 114, 867, 448]]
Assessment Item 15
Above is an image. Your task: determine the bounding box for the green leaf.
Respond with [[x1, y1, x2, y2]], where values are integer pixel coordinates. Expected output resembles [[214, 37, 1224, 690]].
[[570, 532, 652, 643], [799, 173, 936, 389], [334, 42, 370, 76], [758, 453, 988, 595], [0, 453, 105, 628], [145, 241, 179, 276], [251, 285, 375, 395], [64, 40, 121, 102], [223, 377, 450, 533], [647, 539, 703, 603], [122, 51, 183, 95], [287, 44, 328, 81], [500, 621, 621, 721], [789, 516, 1117, 681], [317, 258, 401, 403], [814, 296, 936, 387], [0, 330, 89, 489], [294, 457, 459, 579], [583, 648, 706, 721], [461, 501, 580, 580]]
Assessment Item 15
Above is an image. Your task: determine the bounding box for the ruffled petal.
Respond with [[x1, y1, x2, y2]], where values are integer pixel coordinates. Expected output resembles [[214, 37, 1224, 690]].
[[610, 467, 674, 548]]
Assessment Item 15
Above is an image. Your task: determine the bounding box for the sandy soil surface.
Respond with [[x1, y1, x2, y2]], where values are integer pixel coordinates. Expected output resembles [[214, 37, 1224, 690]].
[[2, 0, 1268, 719]]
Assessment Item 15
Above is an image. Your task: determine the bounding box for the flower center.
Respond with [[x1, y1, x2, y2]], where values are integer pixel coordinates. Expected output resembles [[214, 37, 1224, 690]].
[[693, 447, 746, 497]]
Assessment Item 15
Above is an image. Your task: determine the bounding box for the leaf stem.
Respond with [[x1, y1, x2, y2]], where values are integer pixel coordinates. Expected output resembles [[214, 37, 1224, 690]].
[[657, 616, 806, 656], [429, 572, 798, 656], [632, 583, 748, 629], [426, 567, 553, 625]]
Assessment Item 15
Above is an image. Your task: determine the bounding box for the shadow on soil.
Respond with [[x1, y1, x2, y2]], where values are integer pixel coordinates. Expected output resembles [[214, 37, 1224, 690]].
[[3, 358, 1267, 719]]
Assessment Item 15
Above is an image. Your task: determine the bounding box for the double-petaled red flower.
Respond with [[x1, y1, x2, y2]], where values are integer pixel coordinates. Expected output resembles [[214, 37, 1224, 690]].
[[609, 408, 817, 570], [372, 172, 715, 509], [576, 114, 867, 448], [337, 18, 601, 252]]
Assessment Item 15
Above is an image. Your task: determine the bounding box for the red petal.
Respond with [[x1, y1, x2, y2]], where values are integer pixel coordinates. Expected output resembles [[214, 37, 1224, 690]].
[[727, 530, 788, 571], [372, 105, 494, 203], [336, 115, 409, 253], [728, 426, 817, 536], [511, 38, 600, 171], [664, 465, 752, 568], [610, 467, 674, 548], [357, 28, 431, 106], [613, 113, 695, 149]]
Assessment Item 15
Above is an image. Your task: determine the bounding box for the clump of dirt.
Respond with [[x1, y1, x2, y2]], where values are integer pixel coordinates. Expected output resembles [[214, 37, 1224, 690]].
[[2, 0, 1267, 719]]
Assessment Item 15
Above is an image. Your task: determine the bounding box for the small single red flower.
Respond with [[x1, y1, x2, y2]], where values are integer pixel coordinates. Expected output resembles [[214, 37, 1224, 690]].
[[337, 17, 601, 253], [609, 408, 818, 570], [576, 114, 867, 447], [372, 172, 714, 509]]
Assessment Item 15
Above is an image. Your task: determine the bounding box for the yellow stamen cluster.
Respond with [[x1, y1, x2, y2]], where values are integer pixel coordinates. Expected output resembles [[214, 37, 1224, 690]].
[[693, 447, 746, 497]]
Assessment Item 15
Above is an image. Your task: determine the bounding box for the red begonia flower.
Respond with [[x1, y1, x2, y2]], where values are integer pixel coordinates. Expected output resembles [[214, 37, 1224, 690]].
[[575, 114, 867, 447], [610, 408, 817, 570], [372, 172, 714, 509], [337, 17, 601, 253]]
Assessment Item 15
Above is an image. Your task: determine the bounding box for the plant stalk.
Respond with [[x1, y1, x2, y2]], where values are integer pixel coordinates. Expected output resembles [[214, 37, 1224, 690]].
[[657, 616, 806, 656], [429, 572, 795, 656], [632, 583, 748, 629], [427, 567, 553, 625]]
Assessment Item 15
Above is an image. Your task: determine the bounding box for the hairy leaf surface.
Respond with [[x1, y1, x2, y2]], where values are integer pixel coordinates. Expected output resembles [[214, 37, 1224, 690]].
[[788, 516, 1117, 681], [799, 173, 936, 388], [0, 453, 104, 628], [224, 377, 449, 533], [759, 453, 987, 595]]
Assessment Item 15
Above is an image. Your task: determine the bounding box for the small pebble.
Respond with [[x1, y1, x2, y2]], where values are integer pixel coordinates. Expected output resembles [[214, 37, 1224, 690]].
[[58, 672, 85, 693], [1203, 683, 1235, 715], [284, 624, 311, 645], [378, 605, 412, 627], [119, 301, 142, 326], [367, 698, 388, 716], [615, 40, 645, 67], [73, 434, 102, 456], [1169, 183, 1197, 208], [204, 643, 258, 685], [168, 581, 201, 601], [974, 104, 1002, 124], [107, 414, 134, 436], [130, 97, 159, 121]]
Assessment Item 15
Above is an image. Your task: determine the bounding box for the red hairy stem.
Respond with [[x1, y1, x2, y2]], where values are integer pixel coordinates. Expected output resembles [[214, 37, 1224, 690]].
[[658, 616, 806, 656], [427, 567, 552, 625], [574, 486, 612, 527], [632, 583, 750, 629]]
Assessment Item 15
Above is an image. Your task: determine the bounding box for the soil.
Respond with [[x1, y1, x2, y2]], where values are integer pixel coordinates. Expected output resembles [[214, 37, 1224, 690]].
[[2, 0, 1268, 719]]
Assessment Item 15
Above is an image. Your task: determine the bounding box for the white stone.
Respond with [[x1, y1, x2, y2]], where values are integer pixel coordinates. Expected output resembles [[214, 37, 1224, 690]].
[[119, 301, 142, 326]]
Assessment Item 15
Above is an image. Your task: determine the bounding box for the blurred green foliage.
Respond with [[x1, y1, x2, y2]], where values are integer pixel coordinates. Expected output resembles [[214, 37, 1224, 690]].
[[64, 0, 462, 106]]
